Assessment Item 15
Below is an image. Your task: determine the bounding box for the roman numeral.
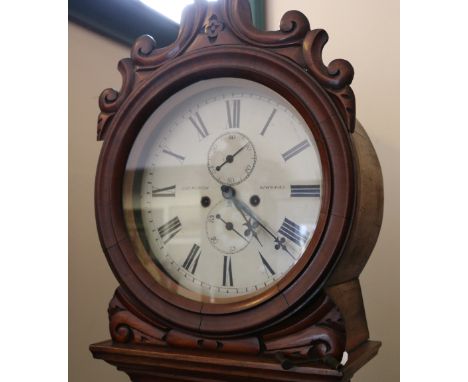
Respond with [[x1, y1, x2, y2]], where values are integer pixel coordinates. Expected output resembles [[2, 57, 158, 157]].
[[226, 99, 240, 129], [281, 140, 311, 161], [260, 108, 277, 136], [157, 217, 182, 244], [189, 112, 209, 139], [162, 148, 185, 162], [259, 252, 275, 276], [152, 185, 176, 197], [222, 256, 233, 286], [182, 244, 201, 274], [290, 184, 320, 197], [278, 218, 310, 247]]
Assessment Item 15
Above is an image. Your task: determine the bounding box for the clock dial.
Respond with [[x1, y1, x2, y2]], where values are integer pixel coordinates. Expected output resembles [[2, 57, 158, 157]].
[[123, 78, 323, 303], [205, 199, 252, 254], [207, 132, 257, 186]]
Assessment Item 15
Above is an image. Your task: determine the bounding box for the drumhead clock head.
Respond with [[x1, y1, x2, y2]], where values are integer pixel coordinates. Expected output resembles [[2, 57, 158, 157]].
[[93, 0, 382, 338]]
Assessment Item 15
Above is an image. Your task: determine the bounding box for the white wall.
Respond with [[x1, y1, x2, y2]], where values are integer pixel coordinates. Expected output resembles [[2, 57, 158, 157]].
[[69, 22, 129, 382], [266, 1, 400, 381]]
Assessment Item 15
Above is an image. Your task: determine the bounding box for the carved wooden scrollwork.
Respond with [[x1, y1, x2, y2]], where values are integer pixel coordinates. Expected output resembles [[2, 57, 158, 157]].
[[223, 0, 356, 132], [264, 324, 345, 359], [130, 1, 207, 67], [96, 1, 208, 140], [96, 0, 356, 140], [97, 58, 135, 140], [108, 293, 167, 346], [108, 290, 261, 354], [223, 0, 310, 46], [303, 30, 356, 132], [262, 297, 346, 360], [108, 288, 344, 361]]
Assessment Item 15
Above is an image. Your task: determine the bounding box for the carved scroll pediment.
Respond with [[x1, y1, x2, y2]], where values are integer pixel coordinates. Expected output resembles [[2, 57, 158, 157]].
[[97, 0, 356, 140]]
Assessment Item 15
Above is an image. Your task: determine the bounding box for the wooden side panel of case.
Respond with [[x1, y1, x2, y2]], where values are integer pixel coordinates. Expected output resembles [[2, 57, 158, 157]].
[[326, 279, 369, 351], [327, 120, 384, 285]]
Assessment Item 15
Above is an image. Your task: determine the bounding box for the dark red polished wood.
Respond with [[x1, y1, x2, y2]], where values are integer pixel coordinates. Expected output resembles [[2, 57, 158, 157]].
[[90, 340, 381, 382]]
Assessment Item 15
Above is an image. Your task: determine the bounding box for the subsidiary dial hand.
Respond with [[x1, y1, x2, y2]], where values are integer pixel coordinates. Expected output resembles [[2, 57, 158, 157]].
[[208, 133, 257, 186], [215, 142, 249, 171], [215, 213, 249, 243]]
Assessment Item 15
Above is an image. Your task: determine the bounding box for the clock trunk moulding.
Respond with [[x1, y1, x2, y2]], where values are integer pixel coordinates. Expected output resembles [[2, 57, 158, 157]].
[[91, 0, 383, 378]]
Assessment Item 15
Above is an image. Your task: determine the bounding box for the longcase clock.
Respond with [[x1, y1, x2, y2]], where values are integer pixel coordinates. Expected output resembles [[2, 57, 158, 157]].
[[90, 1, 384, 381]]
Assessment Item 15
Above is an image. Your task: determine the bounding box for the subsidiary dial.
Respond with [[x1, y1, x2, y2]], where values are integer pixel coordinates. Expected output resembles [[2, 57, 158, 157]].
[[207, 132, 257, 186], [206, 199, 252, 254]]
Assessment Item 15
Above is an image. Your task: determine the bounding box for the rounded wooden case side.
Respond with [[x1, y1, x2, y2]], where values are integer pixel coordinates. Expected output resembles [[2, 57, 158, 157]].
[[327, 119, 384, 286]]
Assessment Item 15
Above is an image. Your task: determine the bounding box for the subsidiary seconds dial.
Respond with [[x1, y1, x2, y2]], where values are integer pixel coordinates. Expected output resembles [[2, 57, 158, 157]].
[[208, 132, 256, 186]]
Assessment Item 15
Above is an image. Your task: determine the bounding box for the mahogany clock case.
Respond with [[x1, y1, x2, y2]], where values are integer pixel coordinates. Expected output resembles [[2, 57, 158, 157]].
[[92, 0, 383, 367]]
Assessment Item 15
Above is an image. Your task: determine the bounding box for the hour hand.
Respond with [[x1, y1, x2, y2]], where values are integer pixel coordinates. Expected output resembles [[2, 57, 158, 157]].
[[220, 185, 295, 258], [220, 186, 262, 246], [230, 192, 295, 259], [238, 208, 263, 247]]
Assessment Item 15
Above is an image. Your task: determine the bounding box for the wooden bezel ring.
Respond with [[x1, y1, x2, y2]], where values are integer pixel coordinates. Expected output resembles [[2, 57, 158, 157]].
[[95, 45, 355, 336]]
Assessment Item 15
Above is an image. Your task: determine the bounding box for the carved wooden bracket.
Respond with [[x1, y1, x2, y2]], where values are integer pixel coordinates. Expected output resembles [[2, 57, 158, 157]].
[[96, 0, 356, 141], [108, 288, 345, 364], [262, 296, 346, 360], [108, 293, 167, 346], [108, 289, 260, 354]]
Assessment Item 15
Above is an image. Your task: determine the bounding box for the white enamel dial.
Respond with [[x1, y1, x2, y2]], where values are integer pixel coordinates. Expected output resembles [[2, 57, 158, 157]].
[[123, 78, 323, 302]]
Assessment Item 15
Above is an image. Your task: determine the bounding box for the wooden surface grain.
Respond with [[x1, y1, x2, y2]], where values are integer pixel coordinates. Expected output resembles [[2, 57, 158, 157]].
[[90, 340, 381, 381]]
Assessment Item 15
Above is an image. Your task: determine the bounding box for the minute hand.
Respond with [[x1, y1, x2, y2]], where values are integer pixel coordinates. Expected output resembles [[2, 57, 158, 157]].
[[234, 200, 275, 238]]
